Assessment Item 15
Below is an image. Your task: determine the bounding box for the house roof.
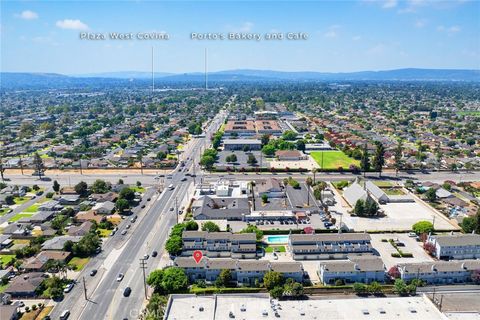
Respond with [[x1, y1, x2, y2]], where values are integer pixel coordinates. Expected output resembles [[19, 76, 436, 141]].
[[432, 234, 480, 247], [290, 233, 371, 244], [343, 183, 368, 206], [5, 273, 45, 295]]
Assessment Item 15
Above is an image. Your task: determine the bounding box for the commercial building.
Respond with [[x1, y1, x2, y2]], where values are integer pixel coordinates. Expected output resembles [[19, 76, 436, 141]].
[[318, 255, 386, 285], [181, 231, 258, 258], [426, 234, 480, 260], [164, 294, 448, 320], [288, 233, 374, 260], [223, 139, 262, 151]]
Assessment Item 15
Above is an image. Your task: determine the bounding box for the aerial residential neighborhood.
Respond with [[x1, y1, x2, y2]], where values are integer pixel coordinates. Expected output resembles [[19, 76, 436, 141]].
[[1, 0, 480, 320]]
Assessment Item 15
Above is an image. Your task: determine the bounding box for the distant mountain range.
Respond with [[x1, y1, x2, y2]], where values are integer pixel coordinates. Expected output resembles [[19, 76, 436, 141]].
[[1, 68, 479, 89]]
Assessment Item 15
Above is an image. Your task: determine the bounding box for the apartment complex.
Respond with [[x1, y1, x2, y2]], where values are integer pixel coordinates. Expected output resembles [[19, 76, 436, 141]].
[[224, 120, 282, 137], [426, 234, 480, 260], [181, 231, 258, 259], [174, 257, 304, 285], [288, 233, 374, 260], [397, 260, 480, 284], [318, 255, 386, 285]]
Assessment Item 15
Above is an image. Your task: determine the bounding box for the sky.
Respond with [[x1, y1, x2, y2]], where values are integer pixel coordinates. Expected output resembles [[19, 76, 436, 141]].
[[1, 0, 479, 74]]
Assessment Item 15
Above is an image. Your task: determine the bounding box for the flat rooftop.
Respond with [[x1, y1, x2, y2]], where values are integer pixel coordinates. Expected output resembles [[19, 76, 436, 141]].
[[165, 294, 448, 320]]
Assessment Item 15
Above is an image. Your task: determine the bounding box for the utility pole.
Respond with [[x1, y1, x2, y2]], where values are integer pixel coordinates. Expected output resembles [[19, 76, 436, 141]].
[[19, 154, 24, 175], [140, 258, 148, 299], [79, 158, 83, 175], [175, 196, 178, 224], [82, 277, 88, 300]]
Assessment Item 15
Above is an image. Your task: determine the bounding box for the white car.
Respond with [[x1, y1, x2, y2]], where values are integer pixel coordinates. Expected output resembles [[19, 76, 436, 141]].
[[64, 283, 74, 293], [116, 273, 124, 282]]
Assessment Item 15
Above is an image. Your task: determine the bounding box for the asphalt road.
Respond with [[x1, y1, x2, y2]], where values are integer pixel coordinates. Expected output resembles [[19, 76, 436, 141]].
[[47, 110, 227, 320]]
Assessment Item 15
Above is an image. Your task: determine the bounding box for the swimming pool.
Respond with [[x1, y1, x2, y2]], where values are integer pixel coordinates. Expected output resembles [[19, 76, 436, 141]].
[[266, 235, 289, 244]]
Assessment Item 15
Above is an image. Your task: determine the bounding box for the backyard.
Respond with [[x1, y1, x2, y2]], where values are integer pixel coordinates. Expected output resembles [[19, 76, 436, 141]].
[[310, 151, 359, 170], [67, 257, 90, 271], [9, 213, 34, 222]]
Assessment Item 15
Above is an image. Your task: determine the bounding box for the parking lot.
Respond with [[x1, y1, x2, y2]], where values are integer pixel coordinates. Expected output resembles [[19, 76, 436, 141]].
[[370, 233, 435, 269], [216, 150, 269, 169]]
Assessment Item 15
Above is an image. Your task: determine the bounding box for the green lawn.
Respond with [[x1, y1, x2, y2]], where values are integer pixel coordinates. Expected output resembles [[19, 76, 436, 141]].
[[373, 181, 395, 187], [384, 188, 406, 195], [23, 204, 40, 213], [0, 208, 10, 216], [8, 213, 34, 222], [14, 197, 31, 205], [97, 228, 111, 237], [132, 186, 146, 193], [68, 257, 90, 271], [310, 151, 359, 170], [0, 282, 9, 293], [0, 254, 16, 268], [265, 245, 286, 253], [458, 111, 480, 117]]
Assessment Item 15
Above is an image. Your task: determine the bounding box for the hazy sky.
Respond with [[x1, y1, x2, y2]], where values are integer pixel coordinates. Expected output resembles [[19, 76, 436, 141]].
[[1, 0, 479, 74]]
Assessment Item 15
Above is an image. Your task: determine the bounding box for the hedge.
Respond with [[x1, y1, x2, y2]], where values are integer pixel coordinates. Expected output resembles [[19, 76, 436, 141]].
[[190, 287, 264, 294]]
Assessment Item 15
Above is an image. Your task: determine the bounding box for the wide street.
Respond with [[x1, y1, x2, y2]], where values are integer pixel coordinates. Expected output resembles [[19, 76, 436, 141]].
[[47, 110, 227, 319]]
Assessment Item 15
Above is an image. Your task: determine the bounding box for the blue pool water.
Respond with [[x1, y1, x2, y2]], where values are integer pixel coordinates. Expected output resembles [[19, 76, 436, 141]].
[[267, 235, 289, 244]]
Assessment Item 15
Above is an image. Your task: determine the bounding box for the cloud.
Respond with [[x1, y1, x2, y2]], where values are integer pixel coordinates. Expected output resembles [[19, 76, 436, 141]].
[[366, 43, 387, 55], [352, 35, 362, 41], [56, 19, 89, 31], [382, 0, 398, 9], [414, 19, 427, 28], [239, 22, 254, 32], [437, 25, 461, 35], [16, 10, 39, 20], [324, 25, 340, 38]]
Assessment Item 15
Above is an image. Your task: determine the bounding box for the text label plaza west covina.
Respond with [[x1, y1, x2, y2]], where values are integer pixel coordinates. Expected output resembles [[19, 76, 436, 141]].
[[191, 32, 308, 41]]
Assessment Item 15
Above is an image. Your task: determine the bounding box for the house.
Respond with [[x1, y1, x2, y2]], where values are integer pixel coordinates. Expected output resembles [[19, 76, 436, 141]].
[[89, 192, 118, 203], [0, 305, 19, 320], [56, 195, 80, 205], [38, 200, 63, 212], [364, 181, 389, 204], [224, 120, 256, 137], [343, 183, 368, 207], [318, 256, 386, 285], [4, 273, 45, 297], [426, 234, 480, 260], [397, 260, 480, 284], [67, 221, 94, 236], [41, 236, 82, 251], [275, 150, 306, 161], [255, 120, 282, 136], [174, 257, 303, 285], [256, 178, 284, 198], [75, 210, 105, 223], [21, 250, 71, 272], [223, 139, 262, 151], [288, 233, 374, 260], [0, 235, 13, 249], [191, 196, 250, 220], [181, 231, 258, 259], [92, 201, 115, 214]]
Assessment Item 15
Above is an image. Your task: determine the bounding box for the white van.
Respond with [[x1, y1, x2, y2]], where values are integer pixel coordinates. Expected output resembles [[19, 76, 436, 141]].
[[60, 310, 70, 319]]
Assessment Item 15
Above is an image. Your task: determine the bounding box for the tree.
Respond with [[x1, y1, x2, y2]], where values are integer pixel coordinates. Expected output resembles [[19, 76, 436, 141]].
[[74, 181, 88, 197], [5, 195, 14, 205], [388, 266, 401, 279], [247, 154, 258, 166], [200, 155, 215, 170], [373, 142, 385, 177], [354, 200, 365, 216], [360, 144, 370, 175], [364, 198, 379, 216], [393, 279, 408, 296], [262, 194, 268, 203], [353, 282, 367, 295], [91, 179, 110, 194], [262, 144, 276, 156], [240, 224, 264, 240], [119, 187, 135, 202], [161, 267, 188, 293], [282, 130, 297, 141], [296, 139, 306, 152], [283, 279, 304, 297], [394, 141, 404, 176], [460, 211, 480, 234], [165, 235, 183, 256], [184, 220, 198, 231], [412, 221, 434, 234], [33, 152, 45, 179], [215, 269, 233, 287], [270, 286, 284, 299], [115, 199, 130, 212], [156, 151, 167, 160], [425, 188, 437, 202], [261, 134, 270, 146], [367, 281, 382, 295], [201, 221, 220, 232], [52, 180, 60, 193], [263, 271, 284, 290], [226, 154, 237, 163]]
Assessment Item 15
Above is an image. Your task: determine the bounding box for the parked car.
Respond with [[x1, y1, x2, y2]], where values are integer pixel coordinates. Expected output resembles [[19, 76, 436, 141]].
[[117, 273, 124, 282], [64, 283, 74, 293]]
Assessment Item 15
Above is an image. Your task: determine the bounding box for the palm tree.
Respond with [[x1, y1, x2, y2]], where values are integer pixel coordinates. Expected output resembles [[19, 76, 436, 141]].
[[312, 168, 318, 184], [306, 177, 313, 206]]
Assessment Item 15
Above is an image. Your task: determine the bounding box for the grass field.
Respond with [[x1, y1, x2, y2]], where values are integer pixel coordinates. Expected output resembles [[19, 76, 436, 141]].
[[14, 196, 31, 205], [68, 257, 90, 271], [24, 204, 40, 213], [265, 245, 286, 253], [384, 188, 406, 195], [310, 151, 359, 169], [98, 228, 111, 237], [132, 186, 145, 193], [0, 208, 10, 216], [0, 254, 16, 267], [9, 213, 34, 222], [373, 181, 395, 187], [458, 111, 480, 117]]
